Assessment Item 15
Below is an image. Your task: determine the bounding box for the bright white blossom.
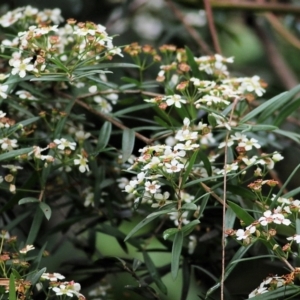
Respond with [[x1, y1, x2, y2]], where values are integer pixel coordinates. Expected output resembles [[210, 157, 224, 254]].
[[144, 180, 161, 194], [74, 155, 89, 173], [238, 138, 261, 151], [54, 138, 76, 151], [0, 138, 18, 151], [41, 272, 65, 282], [0, 84, 9, 99], [19, 244, 35, 254], [165, 94, 187, 108], [287, 234, 300, 244], [11, 57, 34, 78]]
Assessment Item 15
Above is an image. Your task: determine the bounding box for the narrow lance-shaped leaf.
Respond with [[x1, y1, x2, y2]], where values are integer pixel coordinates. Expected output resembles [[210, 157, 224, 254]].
[[227, 201, 255, 226], [122, 128, 135, 163], [9, 273, 16, 300], [171, 230, 183, 280], [0, 147, 33, 162], [182, 150, 199, 185], [39, 202, 52, 220], [96, 121, 112, 152], [143, 251, 168, 295], [18, 197, 39, 205], [124, 209, 174, 241]]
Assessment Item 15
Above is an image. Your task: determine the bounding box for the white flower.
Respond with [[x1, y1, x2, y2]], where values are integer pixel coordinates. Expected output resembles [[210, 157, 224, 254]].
[[19, 245, 35, 254], [41, 272, 65, 282], [235, 225, 256, 240], [248, 285, 268, 298], [54, 138, 76, 150], [11, 57, 34, 78], [144, 180, 161, 194], [272, 152, 284, 162], [238, 138, 261, 151], [165, 94, 187, 108], [94, 96, 113, 113], [164, 159, 184, 173], [0, 138, 18, 151], [124, 180, 138, 193], [88, 85, 98, 93], [239, 75, 266, 97], [188, 235, 197, 254], [15, 90, 37, 100], [152, 192, 171, 208], [258, 210, 273, 226], [75, 130, 91, 142], [174, 140, 199, 151], [52, 284, 74, 297], [74, 155, 89, 173], [287, 234, 300, 244], [217, 162, 238, 174], [0, 84, 8, 99]]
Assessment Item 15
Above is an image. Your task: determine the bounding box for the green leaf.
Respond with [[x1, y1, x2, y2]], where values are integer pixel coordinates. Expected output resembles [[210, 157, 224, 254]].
[[96, 121, 112, 152], [270, 163, 300, 209], [26, 208, 44, 245], [27, 267, 47, 286], [227, 201, 255, 226], [9, 273, 16, 300], [181, 258, 190, 300], [11, 269, 21, 280], [18, 197, 39, 205], [39, 202, 52, 220], [76, 62, 139, 71], [182, 150, 199, 185], [53, 98, 76, 137], [0, 147, 33, 162], [273, 128, 300, 143], [113, 103, 153, 117], [241, 84, 300, 123], [163, 228, 178, 240], [143, 251, 167, 295], [125, 209, 173, 241], [181, 202, 198, 211], [181, 219, 200, 237], [122, 128, 135, 163], [274, 97, 300, 126], [171, 230, 183, 280], [185, 46, 202, 78], [7, 116, 40, 135], [198, 150, 212, 176], [225, 206, 236, 230], [206, 244, 252, 297]]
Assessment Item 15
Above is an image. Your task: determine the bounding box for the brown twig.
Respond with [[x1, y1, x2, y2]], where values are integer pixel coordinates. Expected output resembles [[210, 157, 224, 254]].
[[164, 0, 212, 55], [75, 98, 152, 145], [265, 13, 300, 51], [77, 89, 163, 99], [56, 90, 152, 145], [220, 97, 240, 300], [209, 1, 300, 14], [203, 0, 221, 54], [200, 182, 228, 208], [252, 19, 298, 90]]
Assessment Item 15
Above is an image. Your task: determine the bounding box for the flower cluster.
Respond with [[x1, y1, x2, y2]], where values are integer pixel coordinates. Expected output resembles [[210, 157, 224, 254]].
[[248, 275, 287, 298]]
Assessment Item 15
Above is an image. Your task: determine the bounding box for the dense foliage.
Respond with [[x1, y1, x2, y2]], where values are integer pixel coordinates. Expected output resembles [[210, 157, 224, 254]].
[[1, 3, 300, 300]]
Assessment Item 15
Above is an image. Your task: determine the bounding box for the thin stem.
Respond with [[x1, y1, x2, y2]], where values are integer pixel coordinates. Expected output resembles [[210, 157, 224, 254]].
[[164, 0, 212, 55], [209, 1, 300, 14], [251, 18, 298, 90], [220, 97, 239, 300], [203, 0, 221, 54], [75, 98, 152, 145], [265, 13, 300, 51], [56, 90, 152, 145]]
